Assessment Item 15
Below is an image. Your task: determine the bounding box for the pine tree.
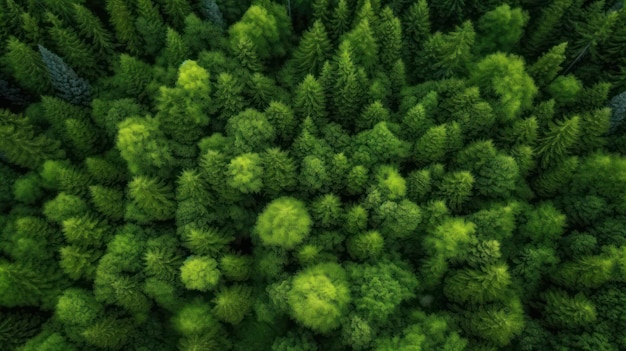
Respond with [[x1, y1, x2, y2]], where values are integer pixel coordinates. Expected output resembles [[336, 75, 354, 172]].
[[292, 20, 332, 79], [4, 37, 52, 95], [111, 54, 154, 100], [38, 46, 91, 106], [20, 12, 44, 44], [0, 109, 65, 169], [117, 116, 174, 177], [332, 42, 364, 129], [475, 5, 528, 54], [200, 0, 225, 27], [294, 75, 327, 126], [106, 0, 142, 55], [157, 60, 211, 145], [523, 0, 573, 57], [343, 19, 379, 72], [419, 21, 475, 80], [214, 72, 246, 123], [72, 4, 115, 59], [155, 0, 191, 30], [234, 36, 263, 73], [127, 176, 177, 222], [402, 0, 430, 77], [162, 27, 190, 67], [536, 115, 580, 169], [330, 0, 351, 42], [135, 0, 167, 57], [377, 7, 402, 70], [45, 12, 100, 79]]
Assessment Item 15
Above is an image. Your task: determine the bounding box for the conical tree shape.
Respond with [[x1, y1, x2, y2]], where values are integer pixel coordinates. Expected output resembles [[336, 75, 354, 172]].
[[0, 110, 65, 170], [292, 20, 332, 79], [377, 7, 402, 70], [294, 74, 327, 126], [4, 37, 52, 95], [38, 45, 91, 106]]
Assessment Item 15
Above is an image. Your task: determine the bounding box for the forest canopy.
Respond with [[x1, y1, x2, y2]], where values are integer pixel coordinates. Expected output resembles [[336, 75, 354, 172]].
[[1, 0, 626, 350]]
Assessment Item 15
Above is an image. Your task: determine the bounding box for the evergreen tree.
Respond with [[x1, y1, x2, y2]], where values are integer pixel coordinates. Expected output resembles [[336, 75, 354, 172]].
[[45, 12, 99, 79], [523, 0, 573, 56], [418, 21, 476, 80], [402, 0, 431, 77], [377, 7, 403, 70], [527, 42, 568, 87], [294, 75, 327, 126], [116, 116, 174, 177], [475, 5, 528, 54], [107, 0, 142, 55], [330, 0, 351, 42], [200, 0, 225, 27], [127, 176, 177, 222], [162, 27, 190, 67], [72, 4, 115, 59], [156, 0, 191, 30], [135, 0, 167, 57], [38, 46, 91, 106], [343, 19, 379, 72], [0, 109, 65, 169], [234, 36, 263, 73], [292, 20, 332, 79], [332, 42, 364, 129], [535, 115, 580, 169], [4, 37, 52, 95]]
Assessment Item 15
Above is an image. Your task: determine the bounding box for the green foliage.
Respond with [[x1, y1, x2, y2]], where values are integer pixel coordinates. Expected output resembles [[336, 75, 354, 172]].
[[2, 1, 626, 350], [180, 256, 221, 291], [255, 197, 312, 249], [288, 262, 351, 333]]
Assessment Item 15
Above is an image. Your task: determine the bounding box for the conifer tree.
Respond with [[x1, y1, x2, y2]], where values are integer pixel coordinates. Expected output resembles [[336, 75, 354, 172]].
[[330, 0, 351, 42], [214, 72, 246, 122], [294, 75, 327, 126], [332, 42, 364, 129], [38, 46, 91, 106], [107, 0, 142, 55], [527, 43, 568, 88], [0, 110, 65, 170], [116, 116, 174, 177], [72, 4, 115, 59], [45, 12, 99, 79], [343, 19, 379, 72], [4, 37, 52, 95], [162, 27, 190, 67], [200, 0, 225, 27], [535, 115, 580, 169], [157, 60, 211, 145], [127, 176, 177, 222], [234, 36, 263, 73], [377, 7, 402, 70], [292, 20, 332, 79], [402, 0, 431, 77], [418, 21, 475, 80], [134, 0, 167, 57], [475, 5, 528, 54], [523, 0, 573, 56], [156, 0, 191, 30], [20, 12, 44, 44]]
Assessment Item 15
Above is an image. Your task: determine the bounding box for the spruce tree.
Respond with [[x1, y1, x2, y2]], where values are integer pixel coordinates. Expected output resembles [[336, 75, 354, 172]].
[[332, 42, 364, 129], [4, 37, 52, 95], [294, 75, 327, 126], [107, 0, 142, 55], [72, 4, 115, 59], [135, 0, 167, 57], [0, 110, 65, 169], [200, 0, 225, 27], [38, 46, 91, 106], [292, 20, 332, 79], [376, 7, 402, 70]]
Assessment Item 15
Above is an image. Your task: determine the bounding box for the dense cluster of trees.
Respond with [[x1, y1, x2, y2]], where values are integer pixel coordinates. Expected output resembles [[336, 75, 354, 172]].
[[1, 0, 626, 350]]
